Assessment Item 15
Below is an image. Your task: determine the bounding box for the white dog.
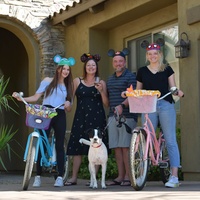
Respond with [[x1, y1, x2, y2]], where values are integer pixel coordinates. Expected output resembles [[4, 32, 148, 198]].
[[79, 128, 108, 189]]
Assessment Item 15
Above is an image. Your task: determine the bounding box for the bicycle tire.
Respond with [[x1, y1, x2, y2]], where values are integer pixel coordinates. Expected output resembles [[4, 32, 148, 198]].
[[22, 136, 38, 190], [62, 131, 71, 182], [159, 140, 171, 184], [129, 128, 149, 191], [62, 155, 71, 182]]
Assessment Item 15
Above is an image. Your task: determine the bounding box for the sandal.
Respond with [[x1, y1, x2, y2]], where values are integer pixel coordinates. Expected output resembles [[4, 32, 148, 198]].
[[120, 180, 131, 186], [64, 181, 77, 186], [107, 180, 122, 186]]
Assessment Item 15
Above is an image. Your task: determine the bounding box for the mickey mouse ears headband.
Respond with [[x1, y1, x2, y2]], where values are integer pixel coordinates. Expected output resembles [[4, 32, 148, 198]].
[[107, 48, 129, 58], [80, 53, 101, 63], [54, 55, 76, 66], [141, 38, 165, 51]]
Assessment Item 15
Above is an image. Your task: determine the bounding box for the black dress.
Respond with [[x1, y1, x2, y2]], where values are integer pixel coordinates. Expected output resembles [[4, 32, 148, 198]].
[[67, 79, 109, 155]]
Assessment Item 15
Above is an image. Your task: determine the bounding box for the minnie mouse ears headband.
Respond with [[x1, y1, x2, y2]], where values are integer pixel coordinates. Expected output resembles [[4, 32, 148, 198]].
[[54, 55, 76, 66], [141, 38, 165, 51], [107, 48, 129, 58], [80, 53, 101, 63]]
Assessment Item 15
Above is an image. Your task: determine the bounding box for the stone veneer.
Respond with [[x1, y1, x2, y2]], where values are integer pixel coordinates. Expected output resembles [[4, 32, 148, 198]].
[[0, 0, 79, 77]]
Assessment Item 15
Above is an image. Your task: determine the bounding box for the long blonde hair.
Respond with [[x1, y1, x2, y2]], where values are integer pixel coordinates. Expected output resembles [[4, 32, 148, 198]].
[[146, 50, 167, 72]]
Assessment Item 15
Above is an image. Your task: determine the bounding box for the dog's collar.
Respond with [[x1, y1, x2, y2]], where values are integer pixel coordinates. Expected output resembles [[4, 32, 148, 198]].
[[92, 143, 102, 148]]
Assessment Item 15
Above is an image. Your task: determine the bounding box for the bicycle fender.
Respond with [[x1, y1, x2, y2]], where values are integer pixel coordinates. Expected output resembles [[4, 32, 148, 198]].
[[31, 131, 40, 138], [23, 131, 39, 162]]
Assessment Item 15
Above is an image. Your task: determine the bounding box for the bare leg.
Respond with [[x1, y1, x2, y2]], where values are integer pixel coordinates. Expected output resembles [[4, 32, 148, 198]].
[[114, 147, 125, 181], [67, 155, 82, 183], [171, 167, 178, 177], [122, 147, 130, 180]]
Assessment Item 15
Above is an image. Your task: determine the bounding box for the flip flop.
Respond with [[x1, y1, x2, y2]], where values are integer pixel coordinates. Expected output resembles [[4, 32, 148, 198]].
[[120, 180, 131, 186], [107, 180, 122, 186], [64, 181, 77, 186]]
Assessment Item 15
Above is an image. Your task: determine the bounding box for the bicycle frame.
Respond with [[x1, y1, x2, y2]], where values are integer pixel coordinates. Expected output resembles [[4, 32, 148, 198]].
[[142, 113, 163, 166], [23, 128, 56, 168]]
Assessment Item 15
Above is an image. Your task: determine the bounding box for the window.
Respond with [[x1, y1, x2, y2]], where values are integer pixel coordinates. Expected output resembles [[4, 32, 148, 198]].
[[127, 25, 180, 111]]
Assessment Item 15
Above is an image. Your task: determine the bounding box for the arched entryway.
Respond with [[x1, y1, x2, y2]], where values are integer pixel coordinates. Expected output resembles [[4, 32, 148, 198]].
[[0, 17, 40, 171]]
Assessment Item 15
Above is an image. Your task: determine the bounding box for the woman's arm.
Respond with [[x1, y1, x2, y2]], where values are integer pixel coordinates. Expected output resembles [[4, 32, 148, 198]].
[[96, 80, 109, 107], [136, 81, 143, 90], [12, 77, 52, 103], [168, 74, 184, 97], [12, 92, 43, 103], [72, 77, 80, 101], [64, 77, 80, 112]]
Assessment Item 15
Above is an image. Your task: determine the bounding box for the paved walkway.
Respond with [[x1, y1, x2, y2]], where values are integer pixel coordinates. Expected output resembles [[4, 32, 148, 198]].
[[0, 173, 199, 199]]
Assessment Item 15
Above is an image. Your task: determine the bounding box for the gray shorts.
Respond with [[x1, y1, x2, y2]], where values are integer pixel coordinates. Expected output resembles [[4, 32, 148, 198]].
[[108, 116, 137, 149]]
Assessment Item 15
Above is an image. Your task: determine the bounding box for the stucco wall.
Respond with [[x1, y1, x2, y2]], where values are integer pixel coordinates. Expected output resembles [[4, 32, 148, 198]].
[[177, 0, 200, 180], [64, 1, 178, 130]]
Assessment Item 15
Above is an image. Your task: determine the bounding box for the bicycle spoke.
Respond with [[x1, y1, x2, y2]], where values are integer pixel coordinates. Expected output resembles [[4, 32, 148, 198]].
[[129, 128, 149, 191]]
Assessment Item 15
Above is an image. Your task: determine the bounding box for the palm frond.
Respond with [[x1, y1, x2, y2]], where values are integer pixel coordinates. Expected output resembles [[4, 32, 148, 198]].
[[0, 76, 21, 171], [0, 157, 7, 171], [0, 125, 17, 151], [0, 76, 18, 114], [0, 125, 19, 171]]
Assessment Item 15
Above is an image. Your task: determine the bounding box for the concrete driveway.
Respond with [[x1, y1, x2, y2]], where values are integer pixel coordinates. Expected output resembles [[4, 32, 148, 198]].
[[0, 173, 199, 200]]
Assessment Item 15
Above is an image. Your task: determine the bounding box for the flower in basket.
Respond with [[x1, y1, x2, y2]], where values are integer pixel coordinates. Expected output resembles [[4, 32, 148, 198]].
[[25, 104, 58, 119], [125, 85, 161, 97]]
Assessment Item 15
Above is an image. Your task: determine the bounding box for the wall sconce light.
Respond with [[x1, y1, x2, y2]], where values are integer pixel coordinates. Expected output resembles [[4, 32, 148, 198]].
[[174, 32, 190, 58]]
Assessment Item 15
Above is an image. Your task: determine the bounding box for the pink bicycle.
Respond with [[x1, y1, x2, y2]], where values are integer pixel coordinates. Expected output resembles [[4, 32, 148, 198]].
[[125, 87, 179, 191]]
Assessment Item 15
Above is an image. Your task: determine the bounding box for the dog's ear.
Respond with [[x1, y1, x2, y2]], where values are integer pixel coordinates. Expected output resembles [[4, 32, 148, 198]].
[[86, 128, 94, 138], [97, 128, 105, 138]]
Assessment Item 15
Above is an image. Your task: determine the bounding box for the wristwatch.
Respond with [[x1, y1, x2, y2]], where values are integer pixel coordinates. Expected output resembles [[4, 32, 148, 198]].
[[120, 103, 126, 109]]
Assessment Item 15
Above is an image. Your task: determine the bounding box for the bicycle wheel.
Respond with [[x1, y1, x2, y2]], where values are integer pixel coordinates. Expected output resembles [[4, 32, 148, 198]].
[[62, 130, 71, 182], [159, 139, 171, 184], [62, 155, 71, 182], [129, 128, 149, 191], [22, 136, 38, 190]]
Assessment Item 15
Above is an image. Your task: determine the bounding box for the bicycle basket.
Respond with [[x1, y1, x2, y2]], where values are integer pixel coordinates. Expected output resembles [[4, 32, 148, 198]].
[[25, 104, 58, 130], [126, 90, 161, 113]]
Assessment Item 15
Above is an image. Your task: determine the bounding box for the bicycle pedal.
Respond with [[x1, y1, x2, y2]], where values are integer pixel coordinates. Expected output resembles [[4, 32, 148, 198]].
[[159, 162, 169, 168], [50, 166, 58, 173]]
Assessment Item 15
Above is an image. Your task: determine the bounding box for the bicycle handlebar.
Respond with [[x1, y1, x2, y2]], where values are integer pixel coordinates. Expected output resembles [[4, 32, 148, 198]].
[[14, 92, 64, 110], [157, 87, 178, 100], [122, 87, 184, 100], [14, 92, 28, 105]]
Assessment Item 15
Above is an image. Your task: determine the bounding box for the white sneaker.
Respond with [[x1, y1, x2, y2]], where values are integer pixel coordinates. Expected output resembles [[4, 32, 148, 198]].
[[33, 176, 41, 187], [54, 176, 63, 187], [165, 176, 179, 188]]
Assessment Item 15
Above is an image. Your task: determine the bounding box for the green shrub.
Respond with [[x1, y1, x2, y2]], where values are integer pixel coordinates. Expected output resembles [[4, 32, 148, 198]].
[[77, 128, 183, 181], [78, 150, 118, 180]]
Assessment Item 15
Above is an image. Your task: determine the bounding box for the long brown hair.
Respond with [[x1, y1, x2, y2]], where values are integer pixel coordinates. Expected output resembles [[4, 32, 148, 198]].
[[45, 66, 73, 102]]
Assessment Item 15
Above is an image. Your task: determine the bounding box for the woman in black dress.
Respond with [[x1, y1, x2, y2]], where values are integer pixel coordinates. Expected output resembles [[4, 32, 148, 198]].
[[65, 53, 109, 185]]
